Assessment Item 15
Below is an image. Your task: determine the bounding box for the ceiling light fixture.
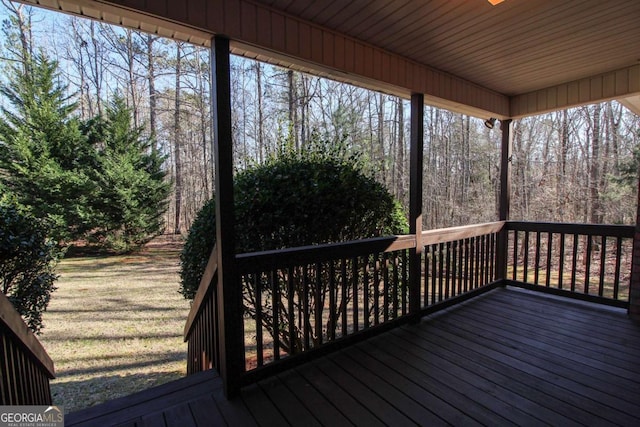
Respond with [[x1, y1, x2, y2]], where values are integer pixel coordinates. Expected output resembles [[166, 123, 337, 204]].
[[488, 0, 505, 5]]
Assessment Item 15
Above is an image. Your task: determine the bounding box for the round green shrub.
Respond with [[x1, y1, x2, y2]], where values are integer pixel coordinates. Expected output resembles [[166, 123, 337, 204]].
[[179, 148, 408, 300], [0, 199, 61, 333]]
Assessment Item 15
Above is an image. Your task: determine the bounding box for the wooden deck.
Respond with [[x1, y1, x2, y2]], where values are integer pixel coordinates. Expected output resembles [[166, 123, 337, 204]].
[[66, 287, 640, 426]]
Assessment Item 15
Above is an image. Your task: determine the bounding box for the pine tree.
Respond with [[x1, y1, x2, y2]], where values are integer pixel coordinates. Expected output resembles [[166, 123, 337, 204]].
[[0, 52, 97, 243], [84, 96, 171, 252]]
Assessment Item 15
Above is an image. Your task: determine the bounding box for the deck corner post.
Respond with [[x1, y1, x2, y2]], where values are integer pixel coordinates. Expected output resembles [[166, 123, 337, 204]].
[[496, 119, 513, 284], [629, 176, 640, 322], [409, 93, 424, 321], [211, 35, 245, 397]]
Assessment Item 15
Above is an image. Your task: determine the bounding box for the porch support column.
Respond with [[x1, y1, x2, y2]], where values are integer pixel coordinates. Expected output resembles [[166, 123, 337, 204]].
[[211, 35, 244, 397], [629, 178, 640, 321], [496, 119, 513, 282], [409, 93, 424, 320]]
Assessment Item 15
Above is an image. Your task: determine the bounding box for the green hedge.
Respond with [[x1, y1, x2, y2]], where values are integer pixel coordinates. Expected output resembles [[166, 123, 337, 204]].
[[179, 149, 407, 300]]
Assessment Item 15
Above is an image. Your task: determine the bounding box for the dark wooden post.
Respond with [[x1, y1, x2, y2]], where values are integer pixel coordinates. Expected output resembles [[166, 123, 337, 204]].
[[211, 35, 244, 397], [496, 119, 513, 282], [409, 93, 424, 319], [629, 176, 640, 321]]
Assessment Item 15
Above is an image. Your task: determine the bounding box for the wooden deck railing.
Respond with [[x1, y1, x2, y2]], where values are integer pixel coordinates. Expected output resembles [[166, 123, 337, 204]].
[[505, 222, 634, 307], [184, 220, 635, 391], [420, 221, 504, 311], [236, 235, 416, 372], [185, 223, 506, 379], [0, 292, 55, 405], [184, 246, 219, 374]]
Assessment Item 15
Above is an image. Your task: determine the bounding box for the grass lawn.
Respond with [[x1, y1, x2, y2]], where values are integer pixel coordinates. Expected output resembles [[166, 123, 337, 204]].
[[38, 237, 190, 414]]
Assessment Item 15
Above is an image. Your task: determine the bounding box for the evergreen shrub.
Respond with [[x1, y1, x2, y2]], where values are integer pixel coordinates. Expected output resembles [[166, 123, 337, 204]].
[[179, 142, 408, 299], [0, 199, 61, 333]]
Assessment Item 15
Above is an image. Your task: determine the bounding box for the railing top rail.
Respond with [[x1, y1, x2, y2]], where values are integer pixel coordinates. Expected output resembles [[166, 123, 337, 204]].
[[421, 221, 505, 246], [235, 234, 416, 273], [506, 221, 634, 238], [0, 292, 55, 378], [184, 245, 217, 340]]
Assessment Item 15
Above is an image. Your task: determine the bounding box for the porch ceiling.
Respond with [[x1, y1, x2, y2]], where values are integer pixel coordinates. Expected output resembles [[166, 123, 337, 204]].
[[18, 0, 640, 118], [256, 0, 639, 97]]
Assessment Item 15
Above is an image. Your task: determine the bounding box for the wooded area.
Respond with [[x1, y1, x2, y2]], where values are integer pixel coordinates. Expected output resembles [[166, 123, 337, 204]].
[[1, 2, 638, 235]]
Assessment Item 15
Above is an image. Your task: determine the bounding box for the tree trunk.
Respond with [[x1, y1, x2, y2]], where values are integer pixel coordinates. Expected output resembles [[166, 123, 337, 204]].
[[589, 105, 602, 224], [255, 62, 264, 163], [288, 70, 299, 150], [90, 21, 103, 116], [146, 35, 158, 142], [396, 97, 405, 202], [173, 42, 183, 234]]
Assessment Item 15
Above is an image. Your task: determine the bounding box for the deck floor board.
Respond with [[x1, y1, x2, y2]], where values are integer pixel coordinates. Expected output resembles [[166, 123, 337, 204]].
[[66, 287, 640, 426], [437, 311, 640, 410], [463, 299, 640, 367]]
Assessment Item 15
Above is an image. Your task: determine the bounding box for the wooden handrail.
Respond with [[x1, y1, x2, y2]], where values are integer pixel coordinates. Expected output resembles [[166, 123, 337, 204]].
[[422, 221, 506, 245], [506, 221, 634, 237], [184, 245, 217, 339], [235, 234, 416, 273], [0, 292, 55, 378]]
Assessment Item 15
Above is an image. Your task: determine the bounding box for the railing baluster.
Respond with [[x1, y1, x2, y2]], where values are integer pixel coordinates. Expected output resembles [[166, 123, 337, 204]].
[[287, 267, 296, 354], [457, 238, 464, 294], [315, 263, 322, 346], [512, 230, 519, 281], [558, 233, 565, 290], [451, 240, 458, 297], [479, 235, 486, 287], [373, 255, 380, 326], [363, 256, 369, 329], [534, 231, 541, 285], [431, 244, 438, 304], [571, 234, 579, 292], [445, 241, 452, 299], [585, 235, 593, 295], [464, 238, 471, 293], [401, 250, 408, 315], [545, 232, 553, 288], [303, 266, 310, 350], [255, 274, 263, 366], [523, 232, 530, 283], [473, 237, 480, 290], [438, 242, 445, 301], [341, 258, 348, 335], [614, 237, 622, 300], [490, 233, 496, 281], [598, 236, 607, 297], [271, 270, 280, 360], [199, 300, 204, 370], [329, 262, 336, 341], [383, 253, 390, 322], [205, 298, 210, 369], [352, 258, 359, 333], [484, 235, 490, 284], [467, 238, 473, 291], [392, 252, 399, 319], [423, 245, 429, 307]]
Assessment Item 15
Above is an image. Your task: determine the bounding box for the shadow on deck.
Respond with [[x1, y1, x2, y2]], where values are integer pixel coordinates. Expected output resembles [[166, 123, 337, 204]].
[[66, 287, 640, 426]]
